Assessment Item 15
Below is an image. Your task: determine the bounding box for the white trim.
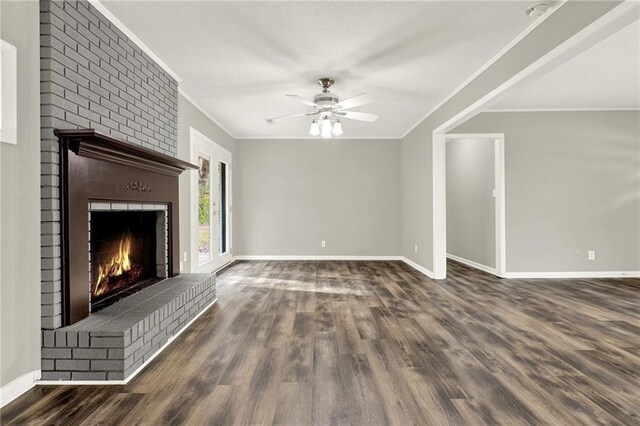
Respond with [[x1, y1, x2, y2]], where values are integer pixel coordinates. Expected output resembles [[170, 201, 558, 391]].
[[190, 128, 233, 274], [234, 255, 402, 261], [400, 0, 566, 139], [443, 133, 507, 278], [190, 127, 232, 159], [437, 133, 507, 279], [400, 257, 436, 279], [38, 298, 218, 386], [487, 107, 640, 112], [0, 370, 41, 408], [433, 133, 447, 279], [179, 88, 237, 139], [0, 39, 18, 145], [232, 256, 437, 280], [504, 271, 640, 279], [87, 0, 181, 83], [447, 253, 497, 276]]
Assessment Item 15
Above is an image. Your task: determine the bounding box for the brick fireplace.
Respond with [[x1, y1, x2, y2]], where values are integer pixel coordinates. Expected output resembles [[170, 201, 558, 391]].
[[40, 130, 217, 381], [39, 0, 218, 382]]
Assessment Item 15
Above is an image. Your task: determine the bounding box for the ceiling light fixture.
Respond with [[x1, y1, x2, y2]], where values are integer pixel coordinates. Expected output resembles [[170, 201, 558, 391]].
[[320, 119, 333, 138], [525, 1, 550, 17], [332, 120, 343, 136], [268, 78, 378, 138], [309, 120, 320, 136]]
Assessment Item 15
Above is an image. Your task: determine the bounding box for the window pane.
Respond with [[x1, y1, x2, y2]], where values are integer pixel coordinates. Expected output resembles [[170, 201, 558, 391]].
[[198, 155, 211, 264], [219, 162, 227, 254]]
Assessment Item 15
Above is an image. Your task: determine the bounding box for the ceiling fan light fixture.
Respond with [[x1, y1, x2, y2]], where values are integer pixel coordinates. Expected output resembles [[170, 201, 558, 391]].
[[332, 120, 343, 136], [267, 78, 377, 138], [320, 119, 333, 138], [309, 120, 320, 136]]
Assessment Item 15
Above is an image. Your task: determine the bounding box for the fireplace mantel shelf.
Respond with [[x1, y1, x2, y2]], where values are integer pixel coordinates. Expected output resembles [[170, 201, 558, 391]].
[[55, 129, 197, 176]]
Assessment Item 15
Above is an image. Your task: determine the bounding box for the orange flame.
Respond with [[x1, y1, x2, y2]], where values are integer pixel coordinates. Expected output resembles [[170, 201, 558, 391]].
[[94, 235, 133, 296]]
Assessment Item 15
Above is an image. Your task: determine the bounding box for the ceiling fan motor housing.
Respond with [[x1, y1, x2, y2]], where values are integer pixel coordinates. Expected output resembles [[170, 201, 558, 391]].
[[313, 92, 340, 109]]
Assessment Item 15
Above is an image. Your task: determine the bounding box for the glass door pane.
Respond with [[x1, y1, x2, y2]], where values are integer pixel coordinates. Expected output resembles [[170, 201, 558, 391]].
[[219, 162, 227, 254], [197, 154, 212, 265]]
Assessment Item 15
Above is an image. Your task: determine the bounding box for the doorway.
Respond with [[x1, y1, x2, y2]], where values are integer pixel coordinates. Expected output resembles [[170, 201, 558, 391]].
[[445, 133, 505, 277], [190, 128, 232, 273]]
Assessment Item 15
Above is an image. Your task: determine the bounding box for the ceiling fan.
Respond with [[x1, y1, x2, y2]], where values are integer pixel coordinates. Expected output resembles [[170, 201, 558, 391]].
[[266, 78, 378, 137]]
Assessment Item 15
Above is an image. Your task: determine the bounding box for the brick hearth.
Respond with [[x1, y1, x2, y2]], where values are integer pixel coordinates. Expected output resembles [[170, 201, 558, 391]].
[[41, 274, 216, 381]]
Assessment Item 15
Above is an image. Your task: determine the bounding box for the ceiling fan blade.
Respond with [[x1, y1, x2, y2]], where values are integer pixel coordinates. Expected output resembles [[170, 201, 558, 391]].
[[334, 111, 378, 122], [333, 93, 373, 111], [286, 94, 322, 110], [266, 111, 319, 124]]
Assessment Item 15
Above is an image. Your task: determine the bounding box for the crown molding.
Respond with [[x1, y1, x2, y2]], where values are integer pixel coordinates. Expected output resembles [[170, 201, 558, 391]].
[[178, 88, 237, 139], [400, 0, 566, 139], [486, 107, 640, 112], [88, 0, 181, 83]]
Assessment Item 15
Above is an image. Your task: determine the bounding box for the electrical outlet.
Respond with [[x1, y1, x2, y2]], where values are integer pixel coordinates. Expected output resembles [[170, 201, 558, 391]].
[[183, 252, 188, 262], [414, 244, 418, 253], [588, 250, 596, 261], [321, 240, 326, 248]]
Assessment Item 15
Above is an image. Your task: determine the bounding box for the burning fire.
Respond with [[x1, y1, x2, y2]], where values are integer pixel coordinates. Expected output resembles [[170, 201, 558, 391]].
[[93, 235, 142, 297]]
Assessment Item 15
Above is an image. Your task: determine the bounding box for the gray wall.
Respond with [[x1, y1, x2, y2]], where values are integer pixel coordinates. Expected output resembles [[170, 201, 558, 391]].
[[400, 1, 622, 273], [177, 94, 235, 272], [446, 138, 495, 268], [39, 0, 179, 329], [235, 139, 400, 256], [454, 111, 640, 272], [1, 1, 42, 387]]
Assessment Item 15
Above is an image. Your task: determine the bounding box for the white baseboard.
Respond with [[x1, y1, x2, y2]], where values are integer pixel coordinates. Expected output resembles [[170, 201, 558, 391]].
[[447, 253, 497, 275], [1, 369, 41, 408], [232, 256, 639, 281], [38, 297, 218, 387], [233, 255, 437, 279], [400, 257, 436, 279], [504, 271, 640, 279], [233, 255, 403, 261]]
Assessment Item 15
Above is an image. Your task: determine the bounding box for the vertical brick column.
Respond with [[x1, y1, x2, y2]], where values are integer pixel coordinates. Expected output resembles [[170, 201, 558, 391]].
[[40, 0, 179, 329]]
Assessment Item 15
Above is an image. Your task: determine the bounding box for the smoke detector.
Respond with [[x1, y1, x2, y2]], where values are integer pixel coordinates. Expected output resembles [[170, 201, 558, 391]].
[[525, 1, 550, 17]]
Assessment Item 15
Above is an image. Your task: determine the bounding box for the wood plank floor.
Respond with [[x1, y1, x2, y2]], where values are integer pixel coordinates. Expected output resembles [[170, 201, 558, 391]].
[[2, 260, 639, 425]]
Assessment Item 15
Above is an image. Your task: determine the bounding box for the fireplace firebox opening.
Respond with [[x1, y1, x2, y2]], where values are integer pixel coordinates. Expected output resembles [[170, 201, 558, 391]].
[[89, 205, 169, 312]]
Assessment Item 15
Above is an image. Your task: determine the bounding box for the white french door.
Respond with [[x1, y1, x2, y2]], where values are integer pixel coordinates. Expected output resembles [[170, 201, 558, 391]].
[[190, 128, 232, 273]]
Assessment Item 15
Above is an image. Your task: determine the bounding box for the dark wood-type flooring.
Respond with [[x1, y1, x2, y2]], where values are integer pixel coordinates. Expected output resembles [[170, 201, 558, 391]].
[[2, 260, 639, 425]]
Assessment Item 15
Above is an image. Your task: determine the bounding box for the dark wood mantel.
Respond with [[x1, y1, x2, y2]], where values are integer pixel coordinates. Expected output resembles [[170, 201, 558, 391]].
[[54, 129, 197, 175], [56, 129, 197, 326]]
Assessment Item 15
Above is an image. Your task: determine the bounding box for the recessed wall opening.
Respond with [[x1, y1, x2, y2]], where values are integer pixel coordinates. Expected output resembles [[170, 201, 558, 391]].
[[443, 133, 506, 278]]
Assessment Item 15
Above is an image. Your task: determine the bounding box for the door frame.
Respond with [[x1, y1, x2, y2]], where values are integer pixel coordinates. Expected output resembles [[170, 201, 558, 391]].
[[442, 133, 506, 278], [190, 127, 232, 273]]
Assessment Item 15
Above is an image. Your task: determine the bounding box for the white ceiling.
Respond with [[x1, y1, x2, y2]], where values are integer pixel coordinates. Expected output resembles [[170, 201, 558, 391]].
[[101, 1, 535, 138], [493, 18, 640, 110]]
